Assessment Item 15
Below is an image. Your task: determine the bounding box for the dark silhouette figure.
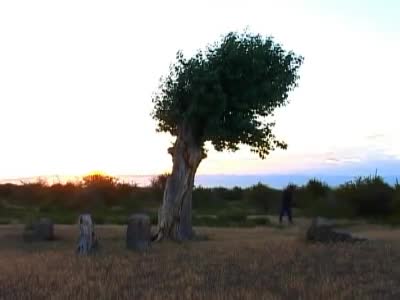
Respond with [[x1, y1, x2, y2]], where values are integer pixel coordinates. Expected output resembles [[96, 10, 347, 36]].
[[280, 185, 295, 224]]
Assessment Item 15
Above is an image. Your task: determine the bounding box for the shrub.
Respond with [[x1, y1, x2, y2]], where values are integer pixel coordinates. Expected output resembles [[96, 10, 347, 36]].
[[244, 183, 280, 212], [303, 193, 355, 219], [218, 211, 247, 226], [304, 178, 330, 198], [248, 216, 272, 226], [0, 218, 10, 225], [335, 175, 394, 217], [193, 186, 225, 213], [149, 173, 170, 201], [0, 183, 15, 198], [150, 173, 169, 191], [211, 187, 243, 202], [193, 215, 221, 227]]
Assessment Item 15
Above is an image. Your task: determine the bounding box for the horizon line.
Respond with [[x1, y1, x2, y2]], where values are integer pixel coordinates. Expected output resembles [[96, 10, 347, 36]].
[[1, 171, 398, 181]]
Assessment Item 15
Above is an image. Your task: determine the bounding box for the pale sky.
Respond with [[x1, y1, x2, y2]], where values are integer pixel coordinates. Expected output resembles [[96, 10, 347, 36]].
[[0, 0, 399, 179]]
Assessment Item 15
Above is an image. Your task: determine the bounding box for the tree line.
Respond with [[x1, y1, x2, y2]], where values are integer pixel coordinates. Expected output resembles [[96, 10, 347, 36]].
[[0, 173, 399, 226]]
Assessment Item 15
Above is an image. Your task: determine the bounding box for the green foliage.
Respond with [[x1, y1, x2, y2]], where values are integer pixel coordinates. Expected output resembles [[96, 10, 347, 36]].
[[300, 193, 355, 219], [251, 216, 272, 226], [209, 187, 242, 202], [0, 183, 14, 198], [82, 174, 117, 187], [305, 178, 330, 198], [0, 218, 11, 225], [192, 215, 220, 227], [244, 182, 281, 212], [81, 174, 120, 207], [392, 181, 400, 212], [335, 175, 393, 217], [150, 173, 170, 192], [192, 186, 227, 213], [294, 179, 347, 218], [2, 174, 400, 226], [149, 173, 170, 201], [152, 31, 303, 158], [193, 213, 271, 227], [219, 211, 247, 224]]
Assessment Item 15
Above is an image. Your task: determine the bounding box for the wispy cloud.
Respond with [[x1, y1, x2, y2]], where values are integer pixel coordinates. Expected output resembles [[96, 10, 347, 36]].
[[325, 157, 340, 164], [365, 133, 385, 140], [324, 157, 362, 165]]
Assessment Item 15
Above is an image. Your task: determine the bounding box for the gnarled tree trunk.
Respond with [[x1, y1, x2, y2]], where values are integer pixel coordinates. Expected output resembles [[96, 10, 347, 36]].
[[154, 123, 204, 241]]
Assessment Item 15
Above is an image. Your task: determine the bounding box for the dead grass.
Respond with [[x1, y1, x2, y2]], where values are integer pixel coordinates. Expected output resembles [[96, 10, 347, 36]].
[[1, 223, 400, 299]]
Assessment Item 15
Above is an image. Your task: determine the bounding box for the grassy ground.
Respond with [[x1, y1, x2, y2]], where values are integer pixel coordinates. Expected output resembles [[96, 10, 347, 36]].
[[1, 221, 400, 299]]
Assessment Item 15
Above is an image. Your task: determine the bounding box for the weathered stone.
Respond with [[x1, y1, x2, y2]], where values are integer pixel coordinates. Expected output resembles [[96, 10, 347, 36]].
[[76, 214, 98, 255], [24, 218, 54, 241], [126, 214, 151, 251], [306, 217, 367, 243]]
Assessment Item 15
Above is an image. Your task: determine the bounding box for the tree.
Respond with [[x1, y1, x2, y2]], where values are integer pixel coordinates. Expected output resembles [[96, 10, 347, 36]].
[[81, 173, 117, 207], [82, 173, 117, 188], [152, 31, 303, 241], [150, 173, 170, 192]]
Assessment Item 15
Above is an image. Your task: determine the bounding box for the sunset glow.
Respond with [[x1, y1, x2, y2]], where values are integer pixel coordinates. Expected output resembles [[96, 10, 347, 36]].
[[83, 170, 111, 178]]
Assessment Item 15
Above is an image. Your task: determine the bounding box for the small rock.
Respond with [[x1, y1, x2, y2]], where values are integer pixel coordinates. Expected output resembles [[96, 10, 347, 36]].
[[306, 216, 367, 243]]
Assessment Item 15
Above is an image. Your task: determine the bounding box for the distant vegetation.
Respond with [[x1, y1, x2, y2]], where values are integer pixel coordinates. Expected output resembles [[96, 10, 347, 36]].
[[0, 173, 399, 226]]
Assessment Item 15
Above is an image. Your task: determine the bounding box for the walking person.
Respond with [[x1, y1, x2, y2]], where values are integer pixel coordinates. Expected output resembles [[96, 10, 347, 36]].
[[280, 184, 295, 224]]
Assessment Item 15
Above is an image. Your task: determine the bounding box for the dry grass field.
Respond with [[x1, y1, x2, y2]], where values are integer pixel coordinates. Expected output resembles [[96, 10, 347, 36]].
[[1, 220, 400, 299]]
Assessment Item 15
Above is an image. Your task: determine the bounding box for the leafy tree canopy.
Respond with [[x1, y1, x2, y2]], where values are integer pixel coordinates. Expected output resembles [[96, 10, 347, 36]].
[[152, 31, 303, 158]]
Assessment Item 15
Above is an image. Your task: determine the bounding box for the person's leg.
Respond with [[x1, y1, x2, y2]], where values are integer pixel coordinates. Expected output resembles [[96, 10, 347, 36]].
[[279, 207, 284, 223], [287, 207, 293, 224]]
